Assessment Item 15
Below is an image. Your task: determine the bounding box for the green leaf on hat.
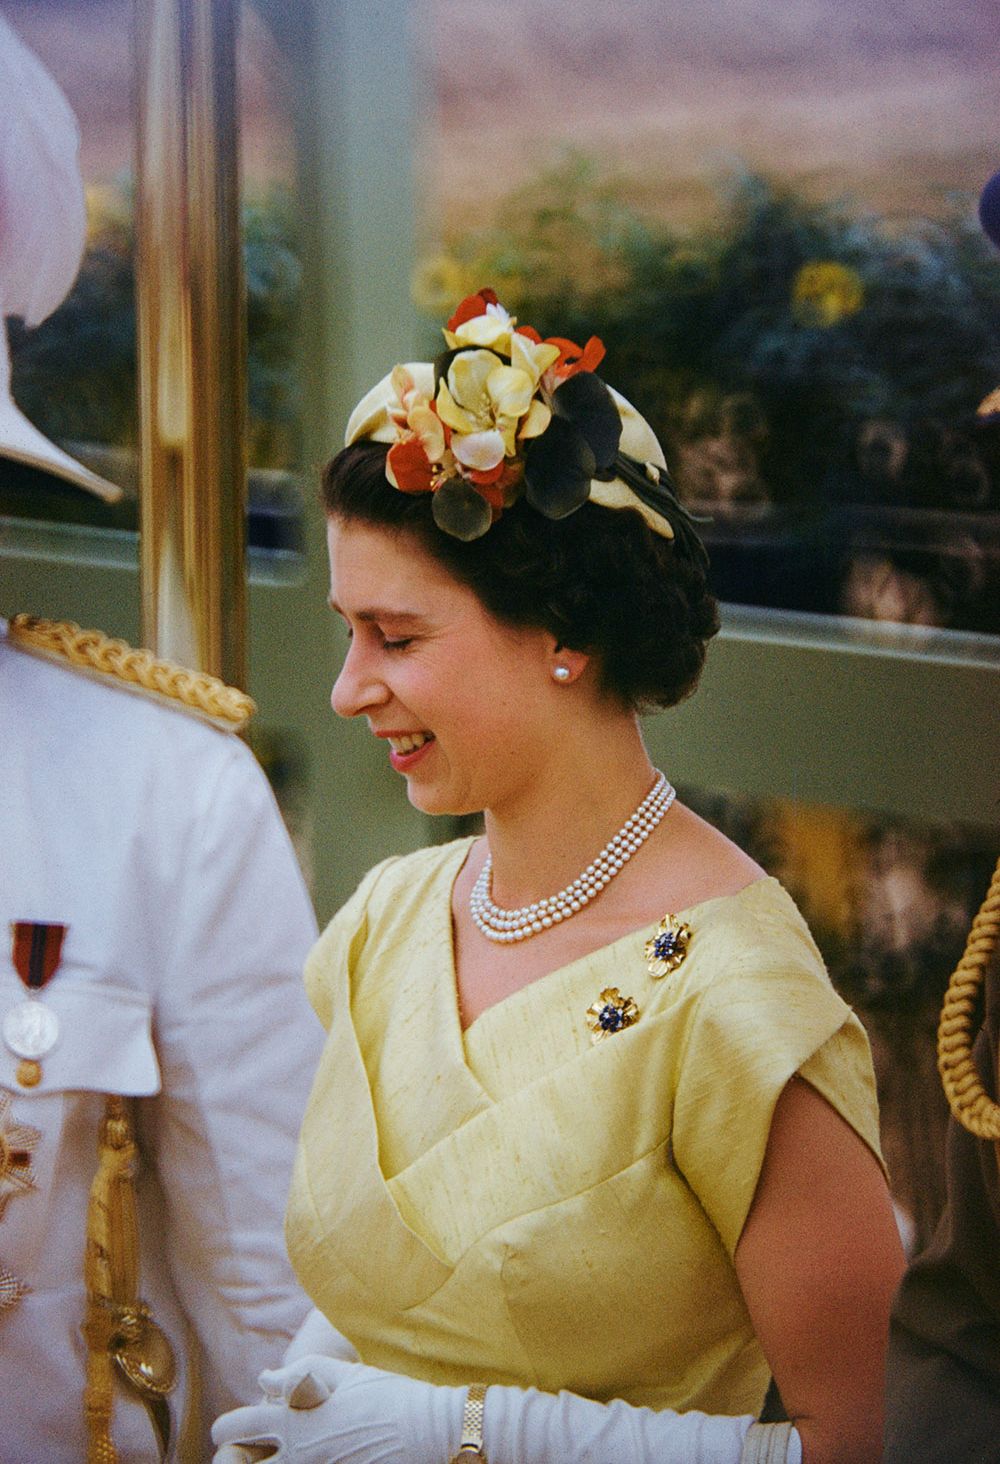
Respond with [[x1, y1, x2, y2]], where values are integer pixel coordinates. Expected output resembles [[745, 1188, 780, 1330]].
[[431, 478, 494, 540]]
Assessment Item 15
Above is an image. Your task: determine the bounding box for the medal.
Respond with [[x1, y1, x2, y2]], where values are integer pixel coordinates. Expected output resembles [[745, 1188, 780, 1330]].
[[5, 922, 67, 1084], [2, 1000, 60, 1059]]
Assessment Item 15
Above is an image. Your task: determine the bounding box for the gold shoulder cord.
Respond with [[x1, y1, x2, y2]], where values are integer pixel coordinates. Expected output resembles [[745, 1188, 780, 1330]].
[[937, 855, 1000, 1151], [7, 615, 255, 732], [83, 1098, 177, 1462]]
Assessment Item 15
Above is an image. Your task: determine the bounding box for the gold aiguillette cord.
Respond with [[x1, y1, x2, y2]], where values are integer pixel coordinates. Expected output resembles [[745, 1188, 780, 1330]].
[[83, 1096, 176, 1462]]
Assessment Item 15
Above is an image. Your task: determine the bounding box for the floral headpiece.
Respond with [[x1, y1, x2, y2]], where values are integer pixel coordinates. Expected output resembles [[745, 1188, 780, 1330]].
[[345, 289, 706, 559]]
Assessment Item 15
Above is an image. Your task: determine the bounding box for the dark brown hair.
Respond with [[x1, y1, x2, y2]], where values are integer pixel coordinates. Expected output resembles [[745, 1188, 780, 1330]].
[[322, 441, 719, 711]]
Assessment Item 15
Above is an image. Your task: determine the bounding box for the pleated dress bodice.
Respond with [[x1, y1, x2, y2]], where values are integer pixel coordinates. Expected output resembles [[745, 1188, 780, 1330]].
[[286, 839, 881, 1415]]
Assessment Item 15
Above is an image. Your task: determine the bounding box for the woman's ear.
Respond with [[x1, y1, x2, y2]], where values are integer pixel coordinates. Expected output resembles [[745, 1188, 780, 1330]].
[[548, 643, 590, 686]]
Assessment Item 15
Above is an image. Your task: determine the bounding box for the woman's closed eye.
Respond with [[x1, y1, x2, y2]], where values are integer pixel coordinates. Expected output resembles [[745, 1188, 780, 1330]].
[[338, 623, 413, 651]]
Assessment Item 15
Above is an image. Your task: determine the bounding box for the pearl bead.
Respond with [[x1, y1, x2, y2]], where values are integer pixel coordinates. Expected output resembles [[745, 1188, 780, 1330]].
[[469, 772, 676, 943]]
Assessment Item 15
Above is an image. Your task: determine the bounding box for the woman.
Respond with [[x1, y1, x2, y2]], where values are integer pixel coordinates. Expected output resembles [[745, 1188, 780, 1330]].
[[213, 292, 904, 1464]]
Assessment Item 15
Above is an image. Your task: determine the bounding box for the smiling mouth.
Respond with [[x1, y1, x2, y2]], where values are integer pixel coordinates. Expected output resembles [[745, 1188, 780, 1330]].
[[387, 732, 434, 754]]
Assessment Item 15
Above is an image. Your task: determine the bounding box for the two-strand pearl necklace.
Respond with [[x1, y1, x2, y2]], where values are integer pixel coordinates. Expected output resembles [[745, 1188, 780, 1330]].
[[469, 770, 676, 943]]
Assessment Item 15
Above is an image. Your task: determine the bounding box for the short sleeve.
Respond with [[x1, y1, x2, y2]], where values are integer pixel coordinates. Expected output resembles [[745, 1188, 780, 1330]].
[[304, 857, 401, 1028], [672, 954, 882, 1257]]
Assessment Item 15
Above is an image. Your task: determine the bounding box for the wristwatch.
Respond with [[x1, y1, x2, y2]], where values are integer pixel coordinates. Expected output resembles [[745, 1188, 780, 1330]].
[[450, 1382, 488, 1461]]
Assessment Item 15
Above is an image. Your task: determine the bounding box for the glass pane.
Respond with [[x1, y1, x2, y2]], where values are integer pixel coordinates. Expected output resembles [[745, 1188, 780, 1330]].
[[239, 0, 305, 554], [679, 782, 997, 1254], [1, 0, 304, 555], [427, 778, 993, 1252], [418, 1, 1000, 637]]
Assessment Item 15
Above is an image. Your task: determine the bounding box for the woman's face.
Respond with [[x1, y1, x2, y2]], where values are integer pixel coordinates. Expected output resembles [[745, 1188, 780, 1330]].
[[326, 515, 560, 817]]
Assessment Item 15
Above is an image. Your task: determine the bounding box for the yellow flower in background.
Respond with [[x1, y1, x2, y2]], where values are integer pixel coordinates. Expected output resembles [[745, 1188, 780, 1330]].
[[481, 267, 527, 310], [411, 251, 532, 325], [410, 253, 469, 316], [792, 260, 864, 327]]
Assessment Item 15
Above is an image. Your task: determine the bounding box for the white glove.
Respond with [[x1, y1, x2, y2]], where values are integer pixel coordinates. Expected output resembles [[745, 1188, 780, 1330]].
[[211, 1354, 803, 1464], [283, 1309, 360, 1365], [210, 1354, 463, 1464], [485, 1387, 800, 1464]]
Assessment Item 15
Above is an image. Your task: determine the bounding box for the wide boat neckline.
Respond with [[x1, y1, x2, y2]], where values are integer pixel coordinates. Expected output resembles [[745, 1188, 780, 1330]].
[[437, 835, 777, 1035]]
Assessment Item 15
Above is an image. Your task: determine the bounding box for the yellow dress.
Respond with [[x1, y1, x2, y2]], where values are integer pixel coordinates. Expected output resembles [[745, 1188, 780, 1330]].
[[286, 839, 882, 1416]]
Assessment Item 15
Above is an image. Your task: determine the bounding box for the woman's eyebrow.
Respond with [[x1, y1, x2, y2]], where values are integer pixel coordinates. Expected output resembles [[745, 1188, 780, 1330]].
[[326, 598, 427, 626]]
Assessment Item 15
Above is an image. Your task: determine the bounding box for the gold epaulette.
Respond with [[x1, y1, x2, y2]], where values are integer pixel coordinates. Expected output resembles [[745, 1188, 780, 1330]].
[[7, 614, 255, 733]]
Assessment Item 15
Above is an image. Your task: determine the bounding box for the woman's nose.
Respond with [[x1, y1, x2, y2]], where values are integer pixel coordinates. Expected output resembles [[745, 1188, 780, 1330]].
[[330, 639, 388, 718]]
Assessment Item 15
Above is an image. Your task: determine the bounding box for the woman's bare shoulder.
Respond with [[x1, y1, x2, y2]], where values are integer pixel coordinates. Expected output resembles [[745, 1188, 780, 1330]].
[[641, 799, 767, 912]]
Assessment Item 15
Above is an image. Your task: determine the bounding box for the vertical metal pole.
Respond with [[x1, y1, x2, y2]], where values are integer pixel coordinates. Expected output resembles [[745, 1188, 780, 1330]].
[[134, 0, 247, 686]]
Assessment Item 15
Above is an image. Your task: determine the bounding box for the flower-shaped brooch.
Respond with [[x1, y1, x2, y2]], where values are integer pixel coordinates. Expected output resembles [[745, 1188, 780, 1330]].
[[586, 987, 640, 1045], [644, 914, 691, 979], [584, 918, 693, 1043]]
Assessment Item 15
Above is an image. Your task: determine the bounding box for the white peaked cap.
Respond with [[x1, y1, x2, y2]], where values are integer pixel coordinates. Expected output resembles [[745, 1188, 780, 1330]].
[[0, 12, 87, 325], [0, 13, 121, 501]]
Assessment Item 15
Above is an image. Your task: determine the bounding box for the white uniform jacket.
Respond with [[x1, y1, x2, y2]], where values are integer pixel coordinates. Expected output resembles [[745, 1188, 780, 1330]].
[[0, 621, 322, 1461]]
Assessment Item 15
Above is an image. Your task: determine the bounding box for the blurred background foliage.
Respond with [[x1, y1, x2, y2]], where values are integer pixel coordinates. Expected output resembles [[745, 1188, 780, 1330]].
[[16, 156, 1000, 503], [415, 156, 1000, 516], [415, 157, 1000, 630], [8, 158, 1000, 615]]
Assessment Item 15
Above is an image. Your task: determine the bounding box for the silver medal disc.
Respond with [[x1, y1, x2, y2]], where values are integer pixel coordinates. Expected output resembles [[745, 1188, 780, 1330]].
[[2, 1000, 60, 1059]]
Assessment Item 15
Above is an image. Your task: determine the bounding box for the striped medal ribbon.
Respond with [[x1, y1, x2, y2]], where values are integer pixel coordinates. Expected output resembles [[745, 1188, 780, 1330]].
[[4, 922, 68, 1087]]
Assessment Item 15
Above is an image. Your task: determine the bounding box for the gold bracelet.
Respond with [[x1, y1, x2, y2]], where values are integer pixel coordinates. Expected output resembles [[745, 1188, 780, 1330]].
[[450, 1383, 488, 1461]]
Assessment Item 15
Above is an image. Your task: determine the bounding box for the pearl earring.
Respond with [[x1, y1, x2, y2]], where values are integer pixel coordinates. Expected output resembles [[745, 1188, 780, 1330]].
[[553, 665, 571, 683]]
